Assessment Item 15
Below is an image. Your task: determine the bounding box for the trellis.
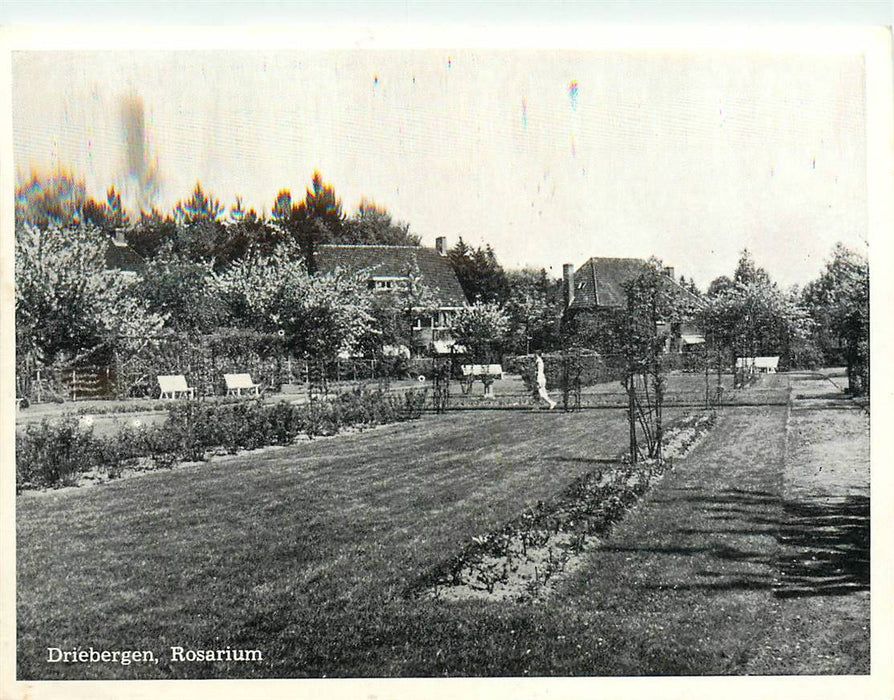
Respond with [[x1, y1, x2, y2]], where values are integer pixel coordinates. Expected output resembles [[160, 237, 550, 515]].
[[702, 332, 726, 411], [431, 356, 452, 414], [560, 347, 583, 412], [621, 270, 669, 464], [624, 358, 666, 463]]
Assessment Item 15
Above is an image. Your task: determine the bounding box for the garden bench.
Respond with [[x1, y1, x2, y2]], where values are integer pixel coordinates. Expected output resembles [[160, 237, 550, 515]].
[[754, 356, 780, 373], [158, 374, 196, 400], [461, 364, 503, 381], [224, 373, 261, 396], [460, 364, 503, 397], [736, 356, 780, 373]]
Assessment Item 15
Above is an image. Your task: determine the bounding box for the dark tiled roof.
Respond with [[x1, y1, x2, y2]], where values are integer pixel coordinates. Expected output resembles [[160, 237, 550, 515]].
[[314, 245, 468, 307], [569, 257, 701, 310], [105, 240, 145, 273]]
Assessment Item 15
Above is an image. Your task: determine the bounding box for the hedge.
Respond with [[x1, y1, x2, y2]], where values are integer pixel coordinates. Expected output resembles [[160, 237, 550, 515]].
[[504, 351, 623, 393], [16, 388, 426, 492]]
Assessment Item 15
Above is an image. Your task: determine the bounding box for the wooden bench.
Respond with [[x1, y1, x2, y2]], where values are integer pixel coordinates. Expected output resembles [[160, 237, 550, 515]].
[[158, 374, 195, 400], [224, 373, 261, 396]]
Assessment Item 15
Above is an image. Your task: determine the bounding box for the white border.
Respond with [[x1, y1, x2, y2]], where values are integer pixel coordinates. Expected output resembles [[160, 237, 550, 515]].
[[1, 24, 891, 700]]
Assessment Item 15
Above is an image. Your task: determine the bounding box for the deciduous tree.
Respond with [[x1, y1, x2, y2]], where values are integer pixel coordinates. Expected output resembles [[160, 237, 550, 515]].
[[136, 243, 228, 333], [803, 243, 869, 394], [15, 223, 165, 369], [697, 251, 814, 372], [214, 243, 374, 362], [449, 301, 510, 363], [504, 268, 563, 354]]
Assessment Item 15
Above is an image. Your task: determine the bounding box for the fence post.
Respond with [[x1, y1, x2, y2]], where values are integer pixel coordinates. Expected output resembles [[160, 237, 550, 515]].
[[71, 369, 77, 402], [628, 379, 637, 464]]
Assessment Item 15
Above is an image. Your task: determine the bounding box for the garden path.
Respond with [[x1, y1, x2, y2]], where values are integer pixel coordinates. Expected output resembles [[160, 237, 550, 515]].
[[559, 371, 869, 674]]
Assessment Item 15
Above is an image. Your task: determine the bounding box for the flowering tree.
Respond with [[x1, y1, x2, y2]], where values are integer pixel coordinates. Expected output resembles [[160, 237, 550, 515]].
[[15, 223, 166, 371], [360, 262, 442, 357], [214, 243, 375, 362], [449, 301, 510, 363]]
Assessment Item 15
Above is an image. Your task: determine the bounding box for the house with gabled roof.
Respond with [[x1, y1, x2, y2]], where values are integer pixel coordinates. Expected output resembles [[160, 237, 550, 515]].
[[313, 236, 468, 355], [562, 257, 705, 352]]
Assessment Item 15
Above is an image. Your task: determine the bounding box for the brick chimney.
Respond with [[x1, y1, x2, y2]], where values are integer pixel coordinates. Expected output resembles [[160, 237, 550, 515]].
[[563, 263, 575, 309], [663, 266, 675, 280], [435, 236, 447, 256]]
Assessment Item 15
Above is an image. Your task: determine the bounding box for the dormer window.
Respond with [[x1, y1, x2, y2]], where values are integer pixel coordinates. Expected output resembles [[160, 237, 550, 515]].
[[369, 275, 408, 292]]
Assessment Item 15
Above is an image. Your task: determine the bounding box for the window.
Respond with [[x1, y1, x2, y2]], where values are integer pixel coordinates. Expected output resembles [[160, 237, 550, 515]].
[[370, 276, 408, 292]]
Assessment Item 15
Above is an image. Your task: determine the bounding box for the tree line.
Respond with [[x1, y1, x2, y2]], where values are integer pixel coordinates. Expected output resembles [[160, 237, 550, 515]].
[[13, 169, 565, 386], [14, 168, 869, 397]]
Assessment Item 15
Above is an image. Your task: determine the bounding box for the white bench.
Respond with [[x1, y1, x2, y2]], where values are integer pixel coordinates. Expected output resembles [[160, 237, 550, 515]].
[[224, 373, 261, 396], [460, 364, 503, 397], [158, 374, 196, 400], [736, 356, 780, 373], [461, 364, 503, 380]]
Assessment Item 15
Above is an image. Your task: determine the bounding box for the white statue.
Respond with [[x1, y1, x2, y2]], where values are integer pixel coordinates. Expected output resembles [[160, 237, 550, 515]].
[[535, 353, 557, 410]]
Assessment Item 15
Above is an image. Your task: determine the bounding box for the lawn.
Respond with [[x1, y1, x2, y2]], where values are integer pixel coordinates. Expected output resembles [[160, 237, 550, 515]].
[[16, 372, 868, 678], [17, 408, 637, 679]]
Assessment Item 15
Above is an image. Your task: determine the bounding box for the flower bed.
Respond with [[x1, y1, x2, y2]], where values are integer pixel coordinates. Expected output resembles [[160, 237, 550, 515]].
[[417, 412, 717, 602], [16, 388, 426, 492]]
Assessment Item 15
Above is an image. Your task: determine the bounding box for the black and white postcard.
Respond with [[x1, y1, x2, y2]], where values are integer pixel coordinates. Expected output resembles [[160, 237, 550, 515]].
[[2, 21, 892, 700]]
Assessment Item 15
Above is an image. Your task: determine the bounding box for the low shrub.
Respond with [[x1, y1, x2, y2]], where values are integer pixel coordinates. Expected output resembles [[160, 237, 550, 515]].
[[16, 388, 428, 491], [16, 418, 100, 491]]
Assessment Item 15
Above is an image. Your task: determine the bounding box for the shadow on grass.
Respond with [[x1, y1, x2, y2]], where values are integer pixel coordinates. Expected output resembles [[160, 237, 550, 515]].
[[605, 488, 869, 599], [793, 391, 848, 400], [775, 495, 869, 598]]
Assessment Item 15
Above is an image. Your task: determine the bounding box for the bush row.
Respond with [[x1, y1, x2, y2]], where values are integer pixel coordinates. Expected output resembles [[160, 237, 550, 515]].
[[16, 388, 426, 491]]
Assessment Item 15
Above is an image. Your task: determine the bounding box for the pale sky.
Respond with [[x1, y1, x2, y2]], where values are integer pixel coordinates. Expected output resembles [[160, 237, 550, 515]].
[[13, 49, 867, 289]]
